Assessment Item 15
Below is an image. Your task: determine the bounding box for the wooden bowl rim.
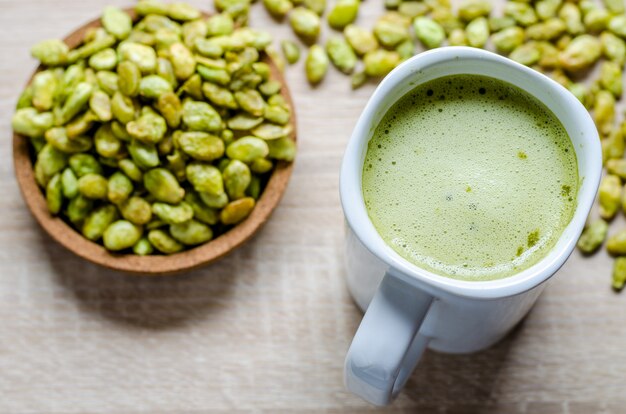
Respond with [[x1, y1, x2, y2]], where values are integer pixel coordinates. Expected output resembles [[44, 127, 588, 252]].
[[12, 9, 296, 276]]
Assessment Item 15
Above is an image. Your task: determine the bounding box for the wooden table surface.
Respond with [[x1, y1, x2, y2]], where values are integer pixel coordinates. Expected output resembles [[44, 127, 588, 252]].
[[1, 1, 625, 413]]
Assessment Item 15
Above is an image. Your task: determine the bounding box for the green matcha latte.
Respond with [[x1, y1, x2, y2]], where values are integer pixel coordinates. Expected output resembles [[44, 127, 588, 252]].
[[362, 75, 579, 281]]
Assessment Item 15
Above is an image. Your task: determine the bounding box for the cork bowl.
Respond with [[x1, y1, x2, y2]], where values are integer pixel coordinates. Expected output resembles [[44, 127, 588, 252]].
[[13, 9, 296, 275]]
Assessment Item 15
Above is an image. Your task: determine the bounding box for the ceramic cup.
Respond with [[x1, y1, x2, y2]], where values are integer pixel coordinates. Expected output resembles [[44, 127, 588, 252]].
[[339, 47, 602, 406]]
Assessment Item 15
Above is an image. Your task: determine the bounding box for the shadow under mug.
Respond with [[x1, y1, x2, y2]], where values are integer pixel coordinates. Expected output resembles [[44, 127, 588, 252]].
[[339, 47, 602, 406]]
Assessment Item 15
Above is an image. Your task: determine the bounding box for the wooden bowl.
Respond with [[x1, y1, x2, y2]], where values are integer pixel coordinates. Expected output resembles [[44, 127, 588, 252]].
[[13, 9, 296, 275]]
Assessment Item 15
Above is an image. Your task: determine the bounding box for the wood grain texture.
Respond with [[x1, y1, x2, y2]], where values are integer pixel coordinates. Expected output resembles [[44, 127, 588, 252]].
[[0, 0, 625, 413]]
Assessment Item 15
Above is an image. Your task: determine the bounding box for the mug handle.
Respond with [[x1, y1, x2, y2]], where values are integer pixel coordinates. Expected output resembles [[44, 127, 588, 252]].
[[345, 271, 434, 406]]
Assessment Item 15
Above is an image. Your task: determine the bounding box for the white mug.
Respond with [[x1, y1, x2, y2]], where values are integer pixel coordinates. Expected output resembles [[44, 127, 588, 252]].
[[339, 47, 602, 406]]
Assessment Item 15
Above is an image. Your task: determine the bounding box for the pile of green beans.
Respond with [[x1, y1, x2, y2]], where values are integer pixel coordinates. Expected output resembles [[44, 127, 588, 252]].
[[254, 0, 626, 291], [12, 1, 296, 255]]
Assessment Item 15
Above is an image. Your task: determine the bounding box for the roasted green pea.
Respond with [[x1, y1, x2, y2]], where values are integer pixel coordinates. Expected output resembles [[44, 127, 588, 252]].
[[127, 110, 168, 143], [363, 49, 401, 77], [264, 105, 291, 125], [577, 219, 609, 254], [67, 33, 117, 63], [221, 197, 255, 225], [69, 153, 102, 178], [136, 0, 169, 16], [78, 173, 108, 200], [12, 108, 54, 139], [119, 42, 158, 73], [139, 75, 174, 99], [120, 196, 153, 225], [148, 229, 184, 254], [536, 0, 562, 20], [607, 159, 626, 180], [185, 191, 219, 225], [206, 13, 235, 37], [267, 137, 297, 161], [608, 229, 626, 255], [584, 9, 610, 32], [58, 82, 94, 125], [601, 31, 626, 66], [201, 83, 238, 109], [603, 126, 624, 163], [398, 1, 429, 18], [153, 92, 181, 129], [466, 17, 489, 48], [263, 0, 293, 17], [568, 83, 587, 103], [166, 2, 200, 21], [107, 172, 134, 205], [252, 123, 293, 140], [226, 137, 270, 163], [344, 25, 379, 55], [31, 39, 69, 66], [227, 113, 263, 130], [559, 34, 602, 72], [169, 42, 196, 80], [223, 160, 251, 199], [133, 237, 154, 255], [600, 61, 622, 97], [117, 159, 143, 183], [290, 7, 321, 41], [458, 0, 491, 22], [373, 12, 410, 48], [448, 28, 467, 46], [559, 3, 584, 35], [31, 71, 57, 112], [103, 220, 143, 251], [144, 168, 185, 204], [87, 91, 111, 122], [61, 168, 79, 199], [182, 100, 222, 132], [250, 158, 274, 174], [178, 132, 225, 161], [67, 195, 94, 224], [156, 57, 178, 87], [604, 0, 625, 14], [111, 92, 137, 124], [594, 90, 616, 136], [128, 140, 159, 169], [45, 128, 93, 154], [199, 191, 229, 209], [413, 17, 445, 48], [96, 71, 119, 96], [600, 174, 622, 219], [115, 61, 141, 98], [489, 16, 516, 32], [612, 257, 626, 290], [305, 45, 329, 85], [83, 205, 119, 241], [182, 20, 208, 49], [46, 173, 63, 215], [608, 15, 626, 38], [280, 40, 301, 65], [102, 6, 132, 40], [152, 201, 194, 224], [303, 0, 326, 15], [526, 18, 566, 40], [327, 0, 359, 30], [186, 162, 224, 195], [169, 220, 213, 245], [259, 81, 282, 97], [234, 89, 266, 117], [492, 26, 524, 52], [537, 41, 560, 69], [326, 37, 357, 74], [88, 48, 117, 71], [505, 2, 537, 27]]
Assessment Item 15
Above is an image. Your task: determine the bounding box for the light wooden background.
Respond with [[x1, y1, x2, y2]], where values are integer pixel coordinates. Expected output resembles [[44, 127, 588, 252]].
[[1, 0, 625, 413]]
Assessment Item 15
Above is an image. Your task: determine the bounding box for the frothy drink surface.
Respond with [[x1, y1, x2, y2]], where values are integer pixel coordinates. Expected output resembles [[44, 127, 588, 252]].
[[362, 75, 578, 281]]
